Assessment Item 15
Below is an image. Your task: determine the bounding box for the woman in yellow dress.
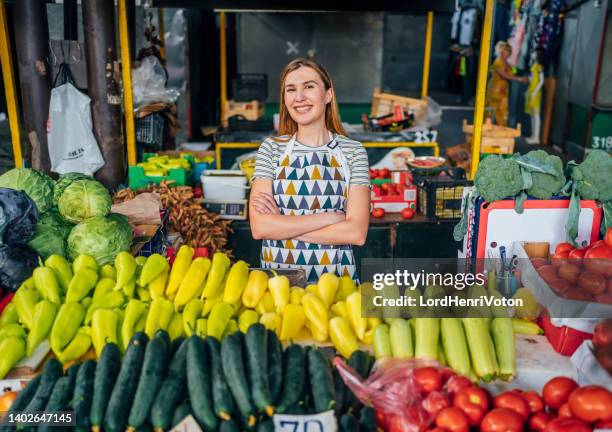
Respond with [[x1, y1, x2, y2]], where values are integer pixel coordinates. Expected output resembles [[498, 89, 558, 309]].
[[485, 41, 528, 126]]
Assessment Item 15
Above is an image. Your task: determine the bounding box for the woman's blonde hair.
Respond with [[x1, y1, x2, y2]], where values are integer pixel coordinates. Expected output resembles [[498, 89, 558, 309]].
[[495, 41, 512, 58], [277, 58, 347, 138]]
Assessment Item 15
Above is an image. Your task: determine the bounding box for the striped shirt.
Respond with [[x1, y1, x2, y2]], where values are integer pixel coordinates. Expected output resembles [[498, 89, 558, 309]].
[[253, 134, 370, 186]]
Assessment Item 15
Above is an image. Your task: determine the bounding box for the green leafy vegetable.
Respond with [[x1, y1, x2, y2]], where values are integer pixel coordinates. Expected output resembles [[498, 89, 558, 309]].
[[67, 214, 132, 265], [516, 150, 566, 199], [569, 149, 612, 202], [27, 224, 66, 259], [39, 209, 74, 239], [53, 173, 92, 205], [0, 168, 54, 213], [58, 179, 111, 223], [474, 155, 524, 202]]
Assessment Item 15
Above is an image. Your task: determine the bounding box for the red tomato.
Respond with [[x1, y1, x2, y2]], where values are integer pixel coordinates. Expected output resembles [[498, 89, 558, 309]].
[[595, 292, 612, 304], [389, 414, 412, 432], [439, 367, 456, 383], [537, 265, 558, 284], [401, 207, 415, 219], [595, 418, 612, 429], [577, 272, 607, 295], [371, 208, 386, 218], [568, 385, 612, 423], [460, 403, 486, 427], [551, 251, 570, 268], [528, 412, 552, 431], [370, 169, 380, 178], [414, 367, 442, 393], [376, 410, 389, 429], [568, 247, 587, 260], [558, 402, 572, 418], [435, 407, 469, 432], [381, 183, 391, 191], [428, 429, 449, 432], [558, 264, 581, 285], [381, 168, 391, 178], [522, 391, 544, 413], [584, 243, 612, 276], [480, 408, 524, 432], [422, 392, 450, 417], [547, 279, 572, 295], [493, 392, 530, 421], [585, 241, 612, 259], [563, 288, 593, 302], [592, 319, 612, 349], [531, 258, 549, 269], [544, 417, 591, 432], [454, 387, 489, 411], [606, 228, 612, 249], [555, 243, 574, 255], [444, 375, 472, 395], [542, 376, 578, 410]]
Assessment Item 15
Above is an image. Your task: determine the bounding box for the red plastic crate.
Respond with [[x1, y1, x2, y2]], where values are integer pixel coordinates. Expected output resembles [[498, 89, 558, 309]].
[[538, 311, 593, 356], [371, 184, 417, 213]]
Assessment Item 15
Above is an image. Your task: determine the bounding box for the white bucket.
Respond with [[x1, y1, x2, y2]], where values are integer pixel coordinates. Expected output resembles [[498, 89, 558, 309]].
[[201, 170, 248, 200]]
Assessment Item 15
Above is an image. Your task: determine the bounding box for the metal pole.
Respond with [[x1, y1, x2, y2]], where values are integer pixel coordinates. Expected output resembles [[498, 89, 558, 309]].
[[12, 0, 51, 172], [421, 11, 433, 99], [0, 0, 22, 167], [63, 0, 78, 40], [119, 0, 137, 167], [469, 0, 494, 180], [157, 8, 166, 60], [220, 11, 227, 127], [82, 0, 125, 189], [125, 0, 136, 59]]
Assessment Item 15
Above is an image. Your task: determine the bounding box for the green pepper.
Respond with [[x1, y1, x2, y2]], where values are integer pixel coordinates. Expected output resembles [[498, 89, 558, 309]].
[[81, 296, 93, 309], [85, 291, 126, 324], [56, 326, 92, 364], [114, 251, 137, 289], [144, 297, 174, 338], [121, 299, 146, 351], [207, 302, 234, 340], [122, 274, 137, 299], [134, 307, 148, 333], [0, 323, 26, 339], [136, 287, 151, 302], [27, 300, 58, 356], [44, 255, 73, 292], [0, 302, 19, 328], [92, 278, 116, 302], [167, 313, 184, 340], [139, 254, 169, 287], [73, 254, 98, 274], [21, 277, 35, 290], [99, 264, 117, 280], [91, 309, 119, 357], [0, 336, 26, 379], [33, 266, 62, 304], [50, 302, 86, 353], [13, 288, 40, 329], [66, 267, 99, 303], [195, 318, 207, 337], [182, 299, 203, 336]]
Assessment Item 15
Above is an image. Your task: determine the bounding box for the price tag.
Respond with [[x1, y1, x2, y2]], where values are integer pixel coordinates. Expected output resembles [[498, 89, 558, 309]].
[[273, 410, 337, 432], [169, 415, 202, 432]]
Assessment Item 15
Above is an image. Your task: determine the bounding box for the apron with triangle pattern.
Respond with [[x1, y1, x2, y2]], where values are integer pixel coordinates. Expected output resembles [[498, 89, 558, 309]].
[[260, 133, 358, 284]]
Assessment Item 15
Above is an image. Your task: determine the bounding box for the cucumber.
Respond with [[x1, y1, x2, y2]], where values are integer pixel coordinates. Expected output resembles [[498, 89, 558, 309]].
[[0, 375, 41, 432], [219, 419, 241, 432], [205, 337, 235, 420], [72, 360, 96, 432], [257, 419, 274, 432], [171, 336, 186, 355], [65, 363, 80, 383], [23, 358, 63, 414], [277, 344, 305, 413], [307, 348, 335, 413], [90, 343, 121, 428], [186, 336, 218, 431], [332, 367, 346, 416], [359, 407, 377, 432], [221, 332, 256, 427], [345, 350, 371, 413], [245, 324, 272, 415], [171, 400, 193, 428], [38, 376, 76, 432], [149, 338, 188, 431], [104, 333, 148, 432], [340, 413, 359, 432], [128, 334, 170, 429], [154, 329, 171, 350], [266, 330, 283, 405], [284, 403, 306, 415]]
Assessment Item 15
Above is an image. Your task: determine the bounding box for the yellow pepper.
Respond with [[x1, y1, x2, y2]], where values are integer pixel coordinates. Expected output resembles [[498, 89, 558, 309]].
[[222, 260, 249, 304], [316, 273, 340, 308], [368, 317, 382, 329], [33, 267, 62, 304], [305, 320, 327, 342], [268, 270, 290, 312], [238, 309, 259, 333], [202, 292, 223, 317], [346, 291, 367, 341], [207, 302, 234, 340], [44, 255, 73, 292], [222, 319, 239, 338], [329, 316, 359, 359], [144, 297, 174, 338], [137, 287, 151, 302], [66, 268, 98, 303], [92, 278, 116, 302], [167, 313, 184, 340], [114, 251, 136, 289], [201, 253, 230, 299], [56, 326, 92, 364], [302, 293, 328, 342], [241, 270, 269, 308], [335, 276, 357, 302], [121, 299, 146, 351], [259, 312, 281, 333], [363, 327, 375, 345], [175, 257, 211, 307], [148, 270, 169, 299], [330, 301, 349, 320], [279, 304, 306, 341], [91, 309, 119, 357], [165, 245, 194, 296], [255, 291, 274, 315], [305, 284, 318, 297], [139, 254, 170, 287], [290, 287, 306, 305], [195, 318, 207, 337], [73, 254, 98, 274], [182, 299, 203, 336], [99, 264, 117, 280]]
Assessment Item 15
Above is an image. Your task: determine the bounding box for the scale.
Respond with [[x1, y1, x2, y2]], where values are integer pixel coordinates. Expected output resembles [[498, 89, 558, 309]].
[[202, 199, 248, 220]]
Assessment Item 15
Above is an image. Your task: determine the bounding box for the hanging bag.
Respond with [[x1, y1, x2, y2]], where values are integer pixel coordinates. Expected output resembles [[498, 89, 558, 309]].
[[47, 62, 105, 175]]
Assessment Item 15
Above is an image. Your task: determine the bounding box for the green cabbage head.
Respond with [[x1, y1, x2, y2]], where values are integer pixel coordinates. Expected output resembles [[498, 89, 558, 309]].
[[67, 214, 132, 265], [58, 179, 111, 223], [53, 172, 92, 205], [0, 168, 54, 213], [27, 224, 66, 259]]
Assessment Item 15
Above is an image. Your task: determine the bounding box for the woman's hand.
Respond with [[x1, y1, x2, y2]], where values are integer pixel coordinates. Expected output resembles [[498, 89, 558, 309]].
[[251, 192, 280, 215]]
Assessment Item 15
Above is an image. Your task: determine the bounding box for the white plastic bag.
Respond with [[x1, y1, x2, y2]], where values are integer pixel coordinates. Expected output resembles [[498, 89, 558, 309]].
[[47, 82, 105, 175], [132, 56, 180, 108]]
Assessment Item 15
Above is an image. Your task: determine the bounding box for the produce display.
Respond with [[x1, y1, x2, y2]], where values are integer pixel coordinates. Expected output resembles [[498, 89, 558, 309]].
[[137, 153, 214, 177]]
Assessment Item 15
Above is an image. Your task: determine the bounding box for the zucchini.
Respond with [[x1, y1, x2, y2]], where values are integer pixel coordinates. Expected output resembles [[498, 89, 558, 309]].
[[284, 403, 306, 415], [90, 343, 121, 429], [72, 360, 96, 432], [266, 330, 283, 405], [204, 337, 235, 420], [221, 332, 256, 427], [0, 375, 41, 432], [171, 400, 193, 428], [186, 336, 218, 431], [257, 419, 274, 432], [149, 338, 188, 431], [245, 324, 272, 415], [277, 344, 305, 413], [23, 358, 63, 414], [104, 333, 148, 432], [307, 348, 335, 413], [38, 376, 75, 432], [128, 334, 170, 429], [340, 413, 359, 432], [219, 419, 241, 432], [345, 350, 371, 413], [171, 336, 185, 355], [359, 407, 377, 432]]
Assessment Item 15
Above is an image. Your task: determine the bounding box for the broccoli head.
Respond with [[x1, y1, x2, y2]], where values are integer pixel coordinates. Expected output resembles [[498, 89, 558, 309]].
[[523, 150, 566, 199], [572, 150, 612, 202], [474, 155, 524, 202]]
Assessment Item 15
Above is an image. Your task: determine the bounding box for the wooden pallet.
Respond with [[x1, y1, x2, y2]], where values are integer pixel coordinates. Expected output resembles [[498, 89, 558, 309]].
[[463, 118, 521, 154], [371, 87, 428, 122]]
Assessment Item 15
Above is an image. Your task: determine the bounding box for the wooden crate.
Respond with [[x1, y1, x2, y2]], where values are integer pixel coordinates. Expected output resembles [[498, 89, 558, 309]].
[[222, 99, 264, 127], [371, 87, 428, 122], [463, 118, 521, 154]]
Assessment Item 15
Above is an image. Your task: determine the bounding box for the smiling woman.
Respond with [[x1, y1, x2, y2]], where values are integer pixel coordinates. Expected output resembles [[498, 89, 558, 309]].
[[249, 58, 371, 283]]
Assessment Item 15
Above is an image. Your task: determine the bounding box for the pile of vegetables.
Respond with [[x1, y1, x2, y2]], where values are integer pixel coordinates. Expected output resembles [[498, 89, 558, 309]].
[[3, 328, 377, 432]]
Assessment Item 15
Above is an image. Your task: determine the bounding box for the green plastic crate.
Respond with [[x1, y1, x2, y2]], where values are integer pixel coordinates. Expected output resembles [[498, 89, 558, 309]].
[[128, 165, 192, 190]]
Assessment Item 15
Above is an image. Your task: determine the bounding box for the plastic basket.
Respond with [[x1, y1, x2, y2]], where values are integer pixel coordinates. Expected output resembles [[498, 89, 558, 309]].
[[136, 113, 165, 146], [417, 177, 472, 220]]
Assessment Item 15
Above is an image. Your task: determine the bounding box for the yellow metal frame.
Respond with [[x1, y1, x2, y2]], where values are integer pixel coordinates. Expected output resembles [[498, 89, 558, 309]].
[[219, 12, 227, 126], [119, 0, 137, 166], [421, 12, 434, 99], [0, 0, 22, 167], [215, 141, 439, 169]]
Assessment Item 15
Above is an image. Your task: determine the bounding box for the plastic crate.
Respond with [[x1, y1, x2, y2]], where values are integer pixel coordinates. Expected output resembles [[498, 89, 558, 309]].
[[232, 73, 268, 102], [136, 113, 165, 146], [417, 177, 472, 220], [128, 165, 192, 189]]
